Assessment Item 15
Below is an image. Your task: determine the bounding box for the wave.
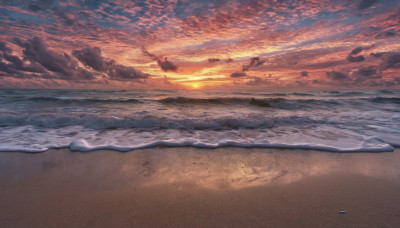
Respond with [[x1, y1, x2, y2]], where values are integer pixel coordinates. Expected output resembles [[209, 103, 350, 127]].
[[5, 96, 143, 104], [263, 93, 288, 96], [289, 92, 314, 96], [158, 97, 287, 107], [159, 97, 225, 104], [4, 95, 399, 109], [0, 112, 329, 130], [158, 96, 400, 108], [158, 96, 400, 107], [331, 92, 369, 97], [378, 90, 394, 94], [369, 97, 400, 104]]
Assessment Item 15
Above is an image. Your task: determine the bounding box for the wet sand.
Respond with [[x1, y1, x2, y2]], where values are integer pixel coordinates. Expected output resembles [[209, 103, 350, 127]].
[[1, 147, 400, 227]]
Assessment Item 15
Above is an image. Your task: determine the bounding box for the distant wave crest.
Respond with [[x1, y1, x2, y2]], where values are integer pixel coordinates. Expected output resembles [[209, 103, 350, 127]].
[[0, 112, 327, 130]]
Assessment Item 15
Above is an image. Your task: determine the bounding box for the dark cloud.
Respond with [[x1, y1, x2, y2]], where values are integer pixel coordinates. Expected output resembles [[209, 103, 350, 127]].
[[208, 58, 220, 63], [14, 37, 94, 80], [350, 47, 363, 55], [347, 55, 365, 62], [73, 46, 149, 80], [1, 37, 93, 80], [2, 38, 147, 81], [346, 47, 365, 62], [231, 72, 247, 78], [108, 64, 148, 80], [157, 58, 178, 72], [380, 52, 400, 70], [72, 47, 108, 71], [208, 58, 233, 63], [370, 52, 385, 58], [142, 48, 178, 72], [358, 0, 378, 10], [352, 66, 382, 83], [355, 66, 379, 77], [0, 41, 46, 76], [242, 57, 265, 72], [370, 52, 400, 70], [326, 70, 349, 80], [300, 71, 308, 77], [0, 41, 11, 54]]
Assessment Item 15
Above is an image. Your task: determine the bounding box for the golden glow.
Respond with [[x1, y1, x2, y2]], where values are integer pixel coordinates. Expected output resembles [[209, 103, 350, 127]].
[[183, 82, 203, 89]]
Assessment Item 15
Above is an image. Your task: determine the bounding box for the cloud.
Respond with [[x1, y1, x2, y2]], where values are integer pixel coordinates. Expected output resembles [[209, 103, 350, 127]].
[[208, 58, 220, 63], [383, 29, 396, 37], [355, 66, 379, 77], [52, 8, 75, 26], [244, 75, 279, 86], [352, 66, 382, 83], [72, 47, 108, 71], [242, 57, 265, 72], [157, 58, 178, 72], [245, 76, 267, 86], [300, 71, 308, 77], [26, 0, 55, 12], [72, 46, 149, 80], [0, 41, 11, 54], [231, 72, 247, 78], [347, 55, 365, 62], [9, 37, 94, 80], [326, 70, 349, 80], [370, 52, 400, 70], [107, 64, 148, 80], [1, 0, 399, 89], [0, 41, 47, 76], [142, 47, 178, 72], [208, 58, 233, 63], [141, 47, 158, 61], [370, 52, 385, 58], [379, 53, 400, 70], [358, 0, 378, 10], [350, 47, 363, 55], [346, 47, 365, 62]]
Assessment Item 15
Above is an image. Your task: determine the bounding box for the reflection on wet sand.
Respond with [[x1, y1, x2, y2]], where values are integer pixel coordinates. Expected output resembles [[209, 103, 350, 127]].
[[1, 147, 399, 190]]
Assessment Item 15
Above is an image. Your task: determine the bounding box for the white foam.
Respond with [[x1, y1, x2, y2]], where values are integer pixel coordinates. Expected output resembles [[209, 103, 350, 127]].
[[0, 125, 394, 153]]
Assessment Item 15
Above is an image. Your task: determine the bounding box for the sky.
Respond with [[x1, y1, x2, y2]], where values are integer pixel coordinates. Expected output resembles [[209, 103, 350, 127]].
[[0, 0, 399, 90]]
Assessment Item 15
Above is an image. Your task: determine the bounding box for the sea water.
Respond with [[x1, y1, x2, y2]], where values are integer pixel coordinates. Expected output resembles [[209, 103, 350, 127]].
[[0, 89, 398, 152]]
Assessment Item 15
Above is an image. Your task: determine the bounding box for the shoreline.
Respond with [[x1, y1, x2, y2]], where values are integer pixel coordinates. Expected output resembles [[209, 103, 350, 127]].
[[1, 147, 400, 227], [2, 143, 398, 154]]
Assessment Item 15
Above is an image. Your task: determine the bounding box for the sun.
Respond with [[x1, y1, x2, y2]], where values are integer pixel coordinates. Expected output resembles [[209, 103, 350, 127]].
[[191, 83, 200, 89], [183, 82, 203, 89]]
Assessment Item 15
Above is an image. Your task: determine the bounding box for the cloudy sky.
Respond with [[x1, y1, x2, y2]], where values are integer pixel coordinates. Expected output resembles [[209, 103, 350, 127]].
[[0, 0, 399, 89]]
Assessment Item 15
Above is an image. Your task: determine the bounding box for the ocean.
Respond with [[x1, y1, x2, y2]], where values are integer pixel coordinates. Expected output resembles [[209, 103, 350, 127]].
[[0, 89, 399, 152]]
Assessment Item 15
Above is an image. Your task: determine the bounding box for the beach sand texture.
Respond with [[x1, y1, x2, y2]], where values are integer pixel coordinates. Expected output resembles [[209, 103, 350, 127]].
[[1, 147, 400, 227]]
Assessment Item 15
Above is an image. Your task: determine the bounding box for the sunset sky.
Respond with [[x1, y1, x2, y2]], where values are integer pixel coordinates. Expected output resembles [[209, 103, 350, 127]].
[[0, 0, 399, 89]]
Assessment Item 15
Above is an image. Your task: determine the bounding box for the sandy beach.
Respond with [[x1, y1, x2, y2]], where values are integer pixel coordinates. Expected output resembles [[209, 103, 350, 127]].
[[1, 147, 400, 227]]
